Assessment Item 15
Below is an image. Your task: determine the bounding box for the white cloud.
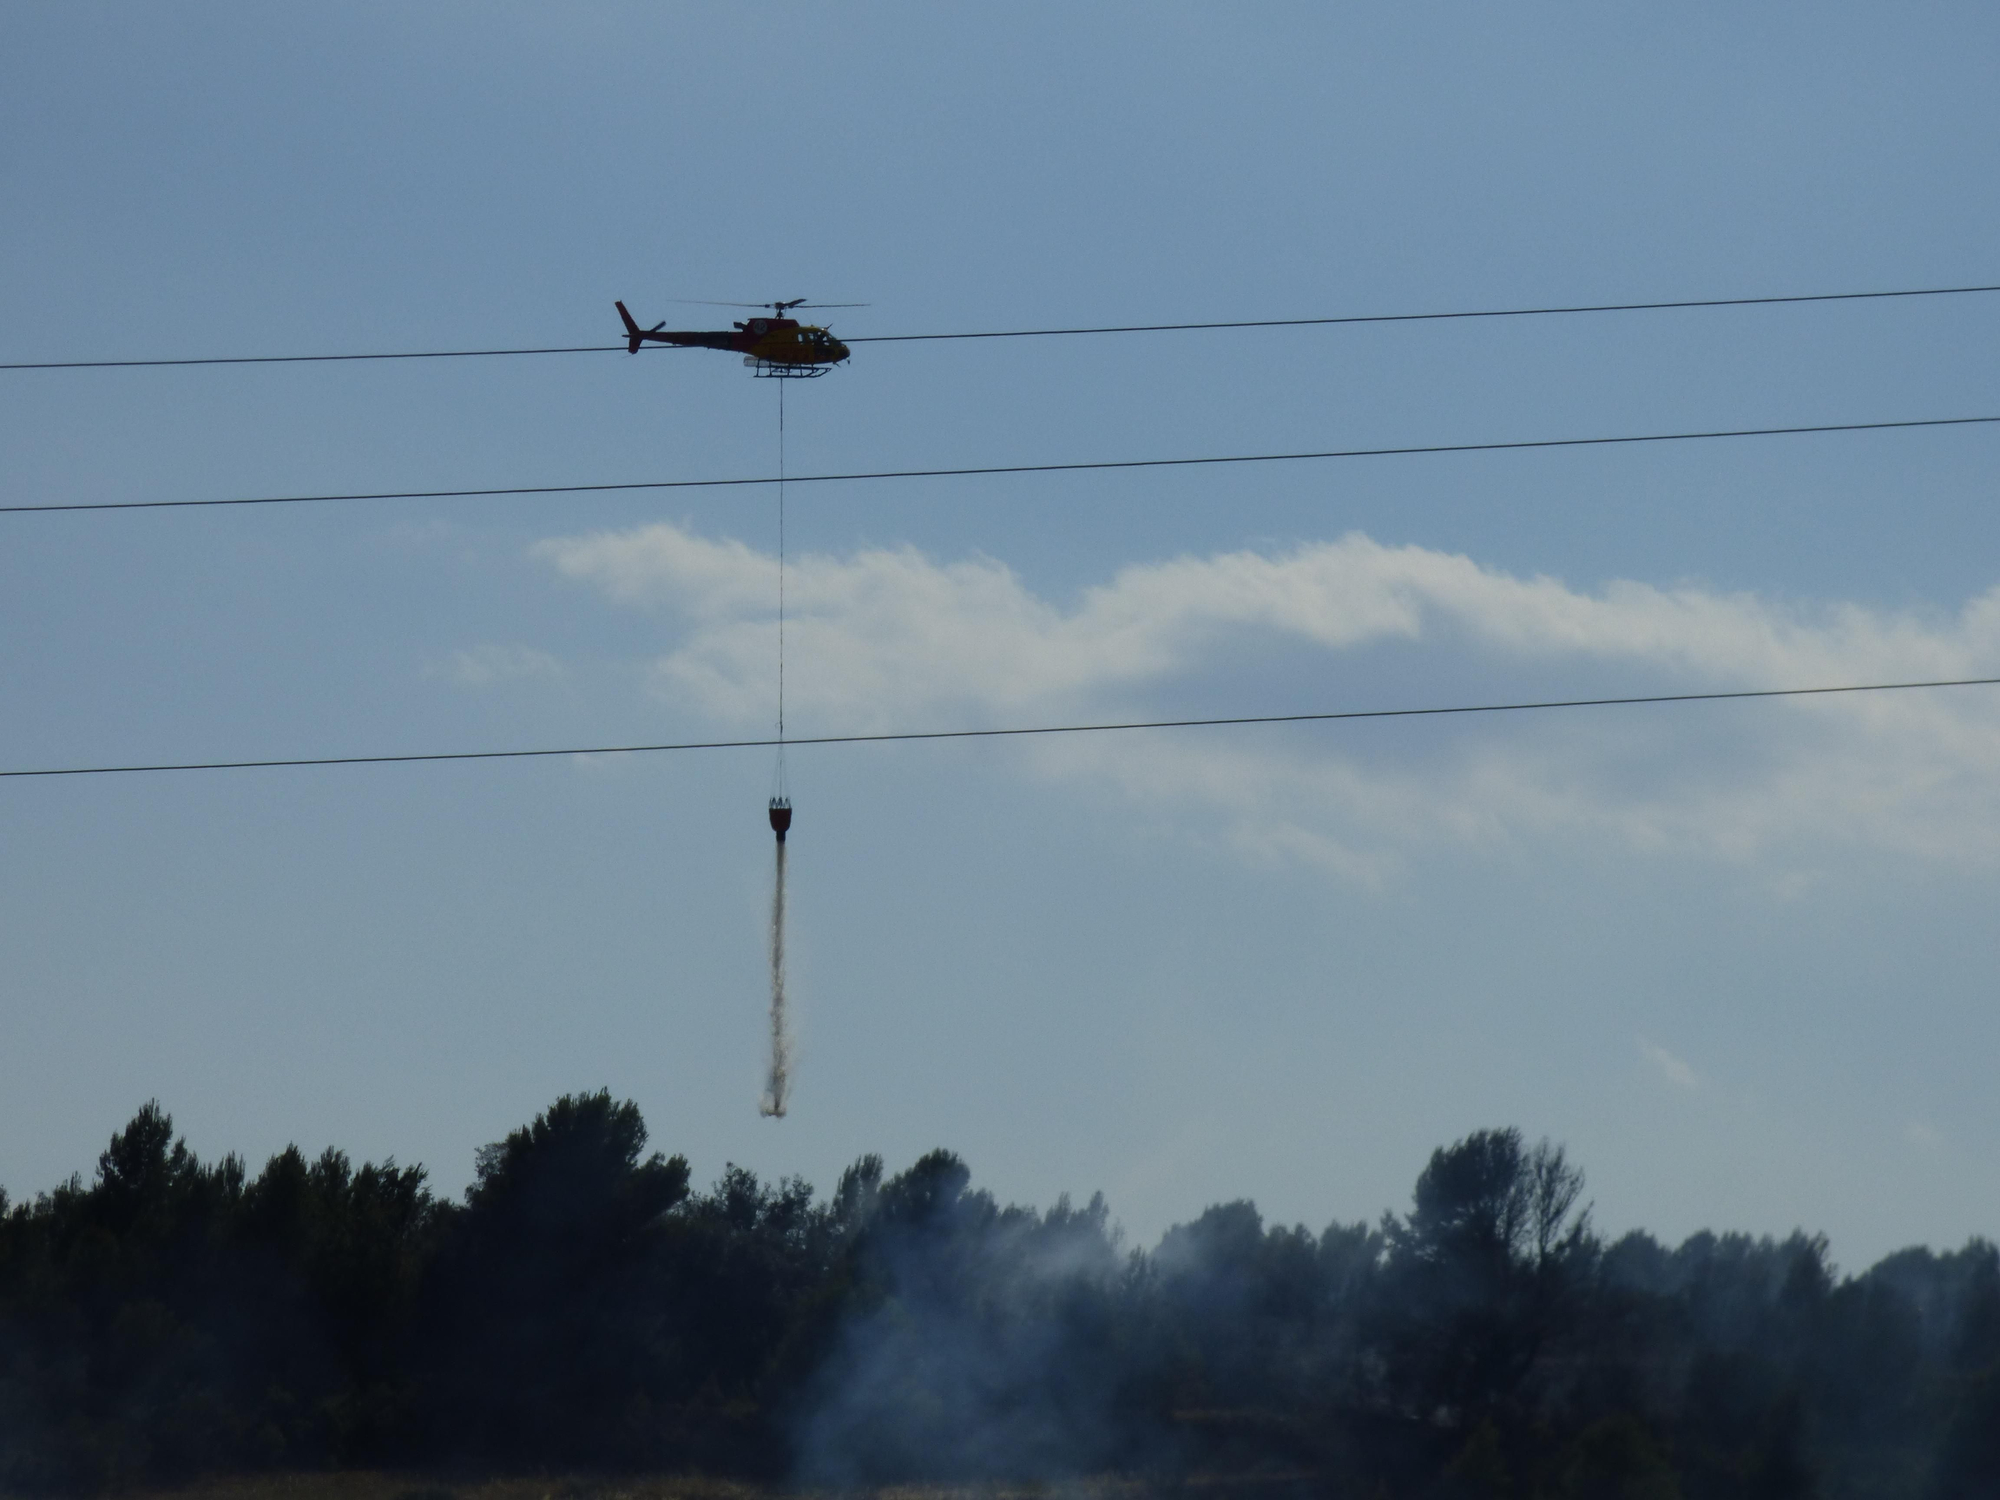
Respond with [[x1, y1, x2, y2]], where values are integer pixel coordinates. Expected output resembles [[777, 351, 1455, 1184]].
[[533, 523, 2000, 873], [427, 644, 564, 686], [1639, 1037, 1702, 1091], [1904, 1121, 1946, 1149]]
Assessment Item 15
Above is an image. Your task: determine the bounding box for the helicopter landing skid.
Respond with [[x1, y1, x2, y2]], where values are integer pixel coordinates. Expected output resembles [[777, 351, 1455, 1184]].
[[744, 357, 832, 379]]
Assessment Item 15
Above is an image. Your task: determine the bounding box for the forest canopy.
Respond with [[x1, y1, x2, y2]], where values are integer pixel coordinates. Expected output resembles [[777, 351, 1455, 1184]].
[[1, 1095, 1995, 1499]]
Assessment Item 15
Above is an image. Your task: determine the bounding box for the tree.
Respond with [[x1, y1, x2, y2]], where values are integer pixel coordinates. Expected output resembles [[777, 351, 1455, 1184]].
[[419, 1090, 690, 1465], [1373, 1128, 1596, 1487]]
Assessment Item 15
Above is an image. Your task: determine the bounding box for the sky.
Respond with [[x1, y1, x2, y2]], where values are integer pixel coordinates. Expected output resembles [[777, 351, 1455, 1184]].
[[3, 3, 1999, 1269]]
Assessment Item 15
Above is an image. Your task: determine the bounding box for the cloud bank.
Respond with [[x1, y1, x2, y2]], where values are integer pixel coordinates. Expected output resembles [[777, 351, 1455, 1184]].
[[534, 524, 2000, 876]]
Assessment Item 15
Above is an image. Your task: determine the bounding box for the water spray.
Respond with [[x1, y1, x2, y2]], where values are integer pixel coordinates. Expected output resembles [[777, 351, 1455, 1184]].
[[761, 798, 791, 1118]]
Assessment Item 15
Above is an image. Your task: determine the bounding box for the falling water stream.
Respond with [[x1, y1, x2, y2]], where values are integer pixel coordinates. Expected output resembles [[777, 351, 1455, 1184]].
[[761, 837, 790, 1118]]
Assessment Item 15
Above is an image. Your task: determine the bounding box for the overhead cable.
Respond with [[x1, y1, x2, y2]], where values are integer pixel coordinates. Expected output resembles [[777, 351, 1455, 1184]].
[[5, 676, 1996, 780], [849, 282, 2000, 344], [6, 412, 1997, 516], [4, 281, 1997, 372], [0, 343, 643, 372]]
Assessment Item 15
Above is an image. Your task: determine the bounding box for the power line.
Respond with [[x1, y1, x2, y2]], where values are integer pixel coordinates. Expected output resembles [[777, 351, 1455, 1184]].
[[0, 343, 644, 372], [5, 281, 1997, 372], [5, 676, 1995, 780], [850, 282, 2000, 344], [6, 412, 1996, 516]]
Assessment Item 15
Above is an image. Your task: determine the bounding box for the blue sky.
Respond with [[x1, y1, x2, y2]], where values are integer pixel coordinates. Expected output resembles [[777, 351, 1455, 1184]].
[[4, 3, 1999, 1266]]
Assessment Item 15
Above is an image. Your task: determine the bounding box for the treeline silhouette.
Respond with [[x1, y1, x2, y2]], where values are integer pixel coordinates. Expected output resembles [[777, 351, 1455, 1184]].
[[2, 1094, 1996, 1498]]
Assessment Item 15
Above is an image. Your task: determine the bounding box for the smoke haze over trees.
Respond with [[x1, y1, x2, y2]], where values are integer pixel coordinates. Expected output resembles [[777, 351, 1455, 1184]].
[[2, 1097, 1996, 1498]]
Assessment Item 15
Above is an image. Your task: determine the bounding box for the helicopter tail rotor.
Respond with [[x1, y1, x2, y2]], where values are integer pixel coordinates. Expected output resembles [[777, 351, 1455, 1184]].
[[615, 301, 670, 354], [615, 301, 646, 354]]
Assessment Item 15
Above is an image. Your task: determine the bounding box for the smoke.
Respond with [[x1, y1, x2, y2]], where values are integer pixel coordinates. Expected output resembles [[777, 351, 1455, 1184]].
[[790, 1164, 1142, 1484], [761, 839, 791, 1118]]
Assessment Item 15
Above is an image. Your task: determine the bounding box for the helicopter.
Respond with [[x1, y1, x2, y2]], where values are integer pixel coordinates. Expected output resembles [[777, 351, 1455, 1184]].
[[615, 298, 857, 377]]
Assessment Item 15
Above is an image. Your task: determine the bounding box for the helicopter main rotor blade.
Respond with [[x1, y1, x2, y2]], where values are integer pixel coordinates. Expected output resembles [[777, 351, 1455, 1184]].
[[662, 298, 870, 311]]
